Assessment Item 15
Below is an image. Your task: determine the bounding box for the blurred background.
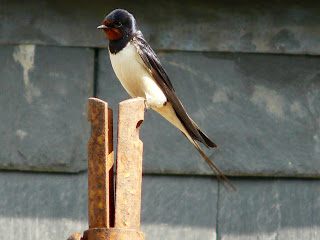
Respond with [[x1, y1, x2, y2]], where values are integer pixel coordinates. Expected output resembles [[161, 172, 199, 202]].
[[0, 0, 319, 239]]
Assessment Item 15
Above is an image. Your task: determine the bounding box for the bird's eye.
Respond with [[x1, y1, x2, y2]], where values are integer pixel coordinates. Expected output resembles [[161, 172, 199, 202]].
[[114, 21, 122, 28]]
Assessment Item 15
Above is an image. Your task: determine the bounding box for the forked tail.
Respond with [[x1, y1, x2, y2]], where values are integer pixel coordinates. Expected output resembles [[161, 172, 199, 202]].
[[193, 141, 237, 191], [152, 103, 236, 191]]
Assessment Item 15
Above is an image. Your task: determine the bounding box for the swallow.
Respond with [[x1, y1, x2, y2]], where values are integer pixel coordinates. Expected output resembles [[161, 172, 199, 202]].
[[98, 9, 235, 190]]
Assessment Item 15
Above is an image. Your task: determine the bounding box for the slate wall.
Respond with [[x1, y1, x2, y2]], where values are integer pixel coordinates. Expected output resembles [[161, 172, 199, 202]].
[[0, 1, 319, 239]]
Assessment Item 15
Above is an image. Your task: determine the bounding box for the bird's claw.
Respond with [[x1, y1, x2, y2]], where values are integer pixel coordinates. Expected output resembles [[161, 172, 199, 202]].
[[144, 99, 148, 112]]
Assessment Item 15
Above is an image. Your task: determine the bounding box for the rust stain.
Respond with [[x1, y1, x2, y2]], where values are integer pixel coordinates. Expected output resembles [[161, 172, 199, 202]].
[[115, 98, 145, 231], [82, 97, 145, 240], [83, 228, 145, 240], [87, 97, 112, 229], [67, 232, 82, 240]]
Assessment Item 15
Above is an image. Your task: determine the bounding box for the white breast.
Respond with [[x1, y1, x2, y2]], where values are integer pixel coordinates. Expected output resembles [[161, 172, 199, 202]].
[[109, 41, 167, 108]]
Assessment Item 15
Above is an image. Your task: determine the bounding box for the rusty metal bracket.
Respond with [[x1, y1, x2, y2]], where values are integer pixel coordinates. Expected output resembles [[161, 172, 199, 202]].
[[87, 98, 114, 229], [114, 98, 145, 231], [68, 97, 145, 240]]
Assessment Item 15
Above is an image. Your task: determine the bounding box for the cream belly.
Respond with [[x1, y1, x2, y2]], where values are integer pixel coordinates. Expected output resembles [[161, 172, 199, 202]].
[[109, 41, 190, 140], [109, 41, 167, 108]]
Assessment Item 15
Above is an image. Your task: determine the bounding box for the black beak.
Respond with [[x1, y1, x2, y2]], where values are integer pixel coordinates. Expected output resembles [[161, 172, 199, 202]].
[[97, 25, 108, 29]]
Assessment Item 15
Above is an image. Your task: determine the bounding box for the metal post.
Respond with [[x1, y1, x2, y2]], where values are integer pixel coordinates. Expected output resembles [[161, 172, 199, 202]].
[[87, 98, 113, 229], [70, 97, 145, 240], [114, 98, 145, 231]]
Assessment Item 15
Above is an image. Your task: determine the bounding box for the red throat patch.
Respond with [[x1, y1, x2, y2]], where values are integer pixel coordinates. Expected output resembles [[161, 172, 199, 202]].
[[104, 28, 122, 41]]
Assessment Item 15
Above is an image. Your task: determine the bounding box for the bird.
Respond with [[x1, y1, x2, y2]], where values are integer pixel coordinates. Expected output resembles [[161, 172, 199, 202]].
[[98, 9, 235, 190]]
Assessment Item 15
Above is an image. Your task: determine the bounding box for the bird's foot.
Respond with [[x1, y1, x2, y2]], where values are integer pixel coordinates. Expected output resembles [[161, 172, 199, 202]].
[[144, 99, 148, 112]]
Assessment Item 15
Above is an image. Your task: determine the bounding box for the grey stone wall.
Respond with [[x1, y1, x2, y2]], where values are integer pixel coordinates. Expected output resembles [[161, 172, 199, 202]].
[[2, 0, 320, 54], [0, 0, 319, 239]]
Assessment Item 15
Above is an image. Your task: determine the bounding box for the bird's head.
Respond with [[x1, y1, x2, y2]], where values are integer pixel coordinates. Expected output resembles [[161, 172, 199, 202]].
[[98, 9, 137, 41]]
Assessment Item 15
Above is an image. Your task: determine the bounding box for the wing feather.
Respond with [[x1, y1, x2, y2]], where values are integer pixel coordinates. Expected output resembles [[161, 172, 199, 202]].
[[132, 33, 216, 148]]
